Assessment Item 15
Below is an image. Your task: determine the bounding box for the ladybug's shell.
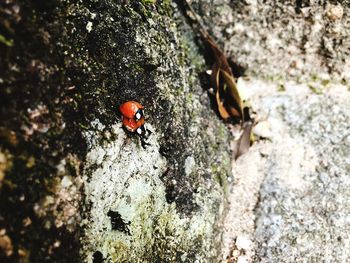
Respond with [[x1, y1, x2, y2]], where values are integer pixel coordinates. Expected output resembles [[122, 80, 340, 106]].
[[119, 101, 144, 119], [122, 117, 145, 132]]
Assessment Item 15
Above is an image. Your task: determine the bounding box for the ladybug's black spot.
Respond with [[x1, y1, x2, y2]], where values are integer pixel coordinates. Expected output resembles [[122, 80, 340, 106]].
[[107, 210, 131, 235], [134, 109, 144, 121], [92, 251, 104, 263]]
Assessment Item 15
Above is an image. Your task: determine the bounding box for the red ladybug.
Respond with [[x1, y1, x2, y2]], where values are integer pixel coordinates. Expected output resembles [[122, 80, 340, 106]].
[[119, 101, 150, 147], [119, 101, 144, 120]]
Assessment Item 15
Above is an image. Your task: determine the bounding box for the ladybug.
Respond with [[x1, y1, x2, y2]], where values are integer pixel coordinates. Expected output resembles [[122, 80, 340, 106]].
[[119, 101, 144, 121], [119, 101, 150, 148]]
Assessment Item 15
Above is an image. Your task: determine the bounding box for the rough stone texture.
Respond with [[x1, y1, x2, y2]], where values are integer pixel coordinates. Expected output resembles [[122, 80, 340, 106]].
[[193, 0, 350, 82], [221, 141, 269, 262], [1, 0, 350, 262], [253, 81, 350, 262], [76, 2, 233, 261], [0, 1, 232, 262], [81, 119, 230, 262], [188, 1, 350, 262], [226, 79, 350, 262]]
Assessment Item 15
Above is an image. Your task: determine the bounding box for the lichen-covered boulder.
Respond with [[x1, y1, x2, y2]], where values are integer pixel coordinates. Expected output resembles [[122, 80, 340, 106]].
[[0, 1, 232, 262], [2, 0, 350, 262]]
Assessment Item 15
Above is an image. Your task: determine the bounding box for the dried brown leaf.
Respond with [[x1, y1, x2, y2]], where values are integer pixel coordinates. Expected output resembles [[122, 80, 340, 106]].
[[220, 69, 243, 119], [204, 33, 244, 121], [236, 121, 253, 158], [183, 0, 255, 158], [204, 34, 231, 73], [213, 65, 230, 119]]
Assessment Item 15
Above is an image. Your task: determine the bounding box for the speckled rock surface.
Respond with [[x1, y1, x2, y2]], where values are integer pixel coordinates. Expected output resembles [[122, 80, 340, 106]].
[[0, 1, 232, 262], [252, 81, 350, 262], [221, 78, 350, 262], [192, 0, 350, 82], [2, 0, 350, 262], [81, 118, 230, 262], [187, 1, 350, 262], [76, 2, 233, 261]]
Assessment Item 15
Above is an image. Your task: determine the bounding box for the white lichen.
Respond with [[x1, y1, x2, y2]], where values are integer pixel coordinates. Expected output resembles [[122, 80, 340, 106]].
[[81, 121, 224, 262]]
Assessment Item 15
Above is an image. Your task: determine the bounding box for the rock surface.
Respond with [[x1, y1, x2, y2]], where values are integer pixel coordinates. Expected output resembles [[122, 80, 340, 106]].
[[193, 0, 350, 82], [1, 0, 350, 262], [223, 79, 350, 262], [189, 1, 350, 261], [1, 1, 232, 262], [254, 81, 350, 262]]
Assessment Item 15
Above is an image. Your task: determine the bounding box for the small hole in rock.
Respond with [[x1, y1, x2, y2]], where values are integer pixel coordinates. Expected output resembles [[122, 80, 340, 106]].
[[107, 210, 131, 235], [92, 251, 104, 263], [165, 184, 176, 203]]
